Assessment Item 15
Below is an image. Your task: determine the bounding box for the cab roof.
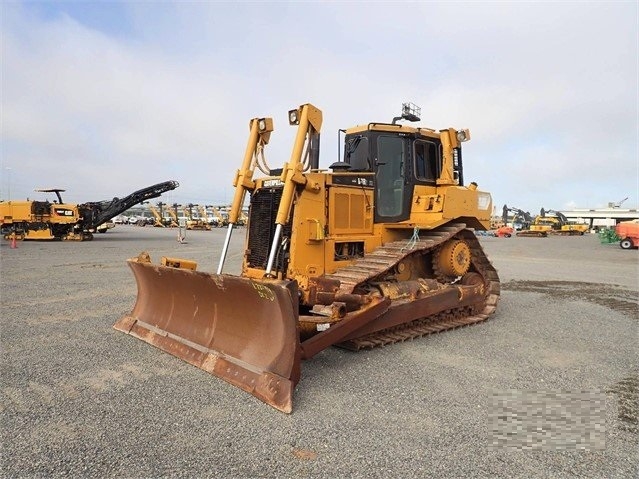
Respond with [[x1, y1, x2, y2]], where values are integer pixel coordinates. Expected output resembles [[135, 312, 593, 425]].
[[344, 122, 442, 140]]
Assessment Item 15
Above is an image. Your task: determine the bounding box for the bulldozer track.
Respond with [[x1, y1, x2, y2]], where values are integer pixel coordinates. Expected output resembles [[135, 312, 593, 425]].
[[323, 223, 500, 350]]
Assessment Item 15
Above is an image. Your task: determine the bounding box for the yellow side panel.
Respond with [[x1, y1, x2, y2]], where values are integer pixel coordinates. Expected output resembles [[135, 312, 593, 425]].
[[287, 175, 327, 281], [349, 194, 366, 229], [411, 185, 443, 214], [328, 186, 373, 236], [442, 187, 492, 230], [24, 229, 55, 240], [333, 193, 349, 230], [51, 203, 80, 224], [404, 186, 492, 231], [0, 201, 36, 222]]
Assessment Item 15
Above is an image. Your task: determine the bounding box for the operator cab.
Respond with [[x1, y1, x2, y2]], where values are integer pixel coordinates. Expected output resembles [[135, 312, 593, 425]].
[[337, 103, 465, 224]]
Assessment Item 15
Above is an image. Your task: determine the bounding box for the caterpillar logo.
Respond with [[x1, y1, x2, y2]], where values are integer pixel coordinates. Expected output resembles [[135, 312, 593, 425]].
[[54, 208, 74, 216], [263, 179, 284, 188]]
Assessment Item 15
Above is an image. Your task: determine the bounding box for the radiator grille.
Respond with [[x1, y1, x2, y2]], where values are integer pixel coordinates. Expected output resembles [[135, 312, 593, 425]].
[[246, 187, 293, 271]]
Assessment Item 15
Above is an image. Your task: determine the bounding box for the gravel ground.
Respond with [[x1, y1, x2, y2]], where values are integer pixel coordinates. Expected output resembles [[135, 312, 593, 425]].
[[1, 226, 637, 478]]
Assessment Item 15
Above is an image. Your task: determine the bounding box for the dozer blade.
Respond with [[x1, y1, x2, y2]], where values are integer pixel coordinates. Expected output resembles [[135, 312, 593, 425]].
[[114, 258, 301, 413]]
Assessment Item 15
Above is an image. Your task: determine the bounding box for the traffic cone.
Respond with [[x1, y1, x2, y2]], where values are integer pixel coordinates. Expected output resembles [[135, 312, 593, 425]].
[[10, 235, 17, 249]]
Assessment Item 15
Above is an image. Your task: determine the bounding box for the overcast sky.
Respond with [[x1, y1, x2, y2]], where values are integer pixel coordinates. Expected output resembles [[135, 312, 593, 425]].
[[2, 1, 637, 214]]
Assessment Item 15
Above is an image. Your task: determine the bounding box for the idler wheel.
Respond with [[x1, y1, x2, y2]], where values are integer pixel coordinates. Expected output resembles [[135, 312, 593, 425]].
[[434, 239, 471, 279]]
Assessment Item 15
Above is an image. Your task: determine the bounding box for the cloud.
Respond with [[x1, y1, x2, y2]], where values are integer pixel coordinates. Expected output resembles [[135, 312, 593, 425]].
[[1, 1, 637, 212]]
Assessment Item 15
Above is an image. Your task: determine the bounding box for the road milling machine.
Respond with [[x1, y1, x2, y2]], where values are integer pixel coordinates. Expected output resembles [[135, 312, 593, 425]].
[[114, 103, 500, 413], [0, 181, 179, 241]]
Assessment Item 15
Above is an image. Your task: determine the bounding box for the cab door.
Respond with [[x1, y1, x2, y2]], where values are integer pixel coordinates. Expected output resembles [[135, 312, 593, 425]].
[[374, 135, 412, 223]]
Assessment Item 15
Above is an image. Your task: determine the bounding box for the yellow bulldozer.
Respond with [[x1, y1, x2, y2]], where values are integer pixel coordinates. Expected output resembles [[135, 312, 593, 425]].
[[114, 103, 500, 412]]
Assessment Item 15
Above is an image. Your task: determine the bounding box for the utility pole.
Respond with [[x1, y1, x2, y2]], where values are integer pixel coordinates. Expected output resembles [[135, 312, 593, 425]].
[[5, 167, 11, 200]]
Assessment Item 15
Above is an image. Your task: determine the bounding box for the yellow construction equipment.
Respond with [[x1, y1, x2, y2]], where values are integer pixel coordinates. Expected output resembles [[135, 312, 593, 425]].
[[209, 205, 228, 227], [1, 182, 178, 241], [183, 204, 211, 230], [238, 209, 248, 227], [148, 203, 167, 227], [198, 205, 215, 227], [544, 209, 588, 235], [517, 208, 588, 237], [115, 103, 499, 412], [167, 204, 180, 227]]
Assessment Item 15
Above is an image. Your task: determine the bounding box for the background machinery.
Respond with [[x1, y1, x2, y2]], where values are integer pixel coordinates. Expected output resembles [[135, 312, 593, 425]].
[[495, 225, 514, 238], [540, 209, 589, 235], [157, 202, 176, 227], [1, 181, 179, 241], [515, 209, 553, 237], [168, 204, 181, 227], [198, 205, 214, 227], [609, 197, 629, 208], [183, 203, 211, 230], [148, 202, 171, 227], [514, 208, 588, 237], [502, 205, 549, 238], [114, 103, 500, 413], [615, 220, 639, 249], [210, 205, 229, 227], [237, 209, 248, 227], [518, 208, 588, 237], [502, 205, 533, 232]]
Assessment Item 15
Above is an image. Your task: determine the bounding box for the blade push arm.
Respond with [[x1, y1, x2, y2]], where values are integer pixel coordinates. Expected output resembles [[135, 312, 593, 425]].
[[217, 117, 274, 274], [265, 103, 323, 277]]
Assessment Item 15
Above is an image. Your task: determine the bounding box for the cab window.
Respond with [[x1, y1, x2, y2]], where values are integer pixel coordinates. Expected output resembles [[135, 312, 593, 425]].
[[414, 140, 438, 183], [376, 136, 406, 217]]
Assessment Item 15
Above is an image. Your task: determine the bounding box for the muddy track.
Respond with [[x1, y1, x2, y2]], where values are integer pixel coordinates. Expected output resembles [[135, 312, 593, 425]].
[[607, 371, 639, 433], [502, 280, 638, 317], [322, 224, 500, 349]]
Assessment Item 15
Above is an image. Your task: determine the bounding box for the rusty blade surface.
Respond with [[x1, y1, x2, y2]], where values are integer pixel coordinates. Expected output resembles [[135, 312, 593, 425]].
[[114, 260, 300, 413]]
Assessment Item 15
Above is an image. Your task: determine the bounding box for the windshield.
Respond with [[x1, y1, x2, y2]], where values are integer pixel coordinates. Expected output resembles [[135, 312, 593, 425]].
[[344, 136, 370, 170]]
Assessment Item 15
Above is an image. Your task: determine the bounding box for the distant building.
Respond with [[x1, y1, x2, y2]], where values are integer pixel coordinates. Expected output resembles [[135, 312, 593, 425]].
[[559, 208, 639, 229]]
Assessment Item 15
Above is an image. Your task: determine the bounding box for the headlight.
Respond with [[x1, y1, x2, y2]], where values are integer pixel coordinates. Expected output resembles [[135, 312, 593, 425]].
[[456, 129, 470, 142], [477, 192, 491, 210], [258, 119, 266, 131], [288, 109, 299, 125]]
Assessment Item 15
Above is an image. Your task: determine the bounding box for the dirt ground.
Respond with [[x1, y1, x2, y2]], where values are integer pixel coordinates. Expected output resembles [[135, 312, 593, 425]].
[[1, 227, 637, 478]]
